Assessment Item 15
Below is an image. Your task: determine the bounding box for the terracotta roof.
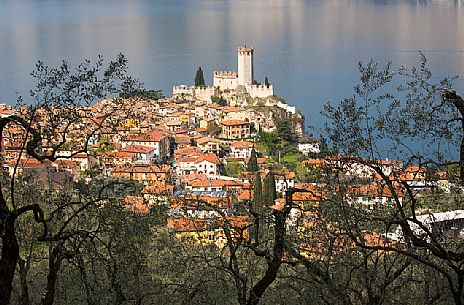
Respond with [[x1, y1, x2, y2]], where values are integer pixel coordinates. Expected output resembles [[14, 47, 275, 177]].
[[221, 120, 249, 126], [167, 216, 251, 232], [183, 173, 208, 182], [122, 131, 168, 142], [174, 146, 202, 157], [124, 196, 149, 215], [104, 151, 135, 158], [273, 171, 296, 180], [122, 145, 156, 153], [405, 166, 427, 173], [189, 180, 210, 187], [301, 159, 325, 166], [231, 141, 254, 149], [222, 107, 242, 113], [348, 184, 404, 198], [141, 184, 174, 195], [196, 137, 221, 145], [196, 153, 221, 165], [112, 164, 171, 173], [177, 153, 221, 165], [236, 189, 252, 201]]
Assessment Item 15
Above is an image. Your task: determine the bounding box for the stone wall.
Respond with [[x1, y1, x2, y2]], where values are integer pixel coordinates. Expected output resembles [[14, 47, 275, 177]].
[[246, 84, 274, 98], [213, 71, 238, 90]]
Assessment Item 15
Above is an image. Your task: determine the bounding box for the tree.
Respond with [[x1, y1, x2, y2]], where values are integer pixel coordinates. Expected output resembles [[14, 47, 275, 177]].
[[253, 172, 263, 214], [263, 173, 276, 207], [195, 66, 205, 87], [320, 54, 464, 305], [276, 119, 296, 145], [211, 95, 227, 106], [127, 89, 164, 100], [264, 77, 269, 87], [0, 54, 140, 305], [247, 148, 259, 172]]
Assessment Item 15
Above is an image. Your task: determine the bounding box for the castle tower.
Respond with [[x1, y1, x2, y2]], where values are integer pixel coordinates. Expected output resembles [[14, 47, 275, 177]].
[[237, 46, 254, 86]]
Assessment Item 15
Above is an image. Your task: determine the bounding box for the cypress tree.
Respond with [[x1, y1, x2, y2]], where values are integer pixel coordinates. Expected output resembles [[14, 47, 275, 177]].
[[253, 171, 263, 213], [247, 148, 259, 172], [195, 66, 205, 87], [264, 77, 269, 87], [263, 173, 277, 206]]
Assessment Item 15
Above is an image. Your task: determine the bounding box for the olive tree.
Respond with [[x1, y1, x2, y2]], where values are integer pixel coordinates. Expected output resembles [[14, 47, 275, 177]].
[[319, 53, 464, 305], [0, 54, 140, 305]]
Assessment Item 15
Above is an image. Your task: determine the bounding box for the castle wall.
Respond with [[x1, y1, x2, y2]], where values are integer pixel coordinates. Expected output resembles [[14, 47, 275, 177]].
[[172, 85, 217, 102], [173, 85, 195, 97], [246, 84, 274, 98], [213, 71, 238, 90], [195, 86, 218, 103]]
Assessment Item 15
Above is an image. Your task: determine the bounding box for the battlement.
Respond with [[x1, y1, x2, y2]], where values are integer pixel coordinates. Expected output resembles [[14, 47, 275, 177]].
[[246, 84, 274, 99], [195, 86, 216, 93], [173, 85, 217, 103], [238, 46, 254, 54], [249, 84, 273, 90], [173, 85, 195, 95], [214, 71, 238, 78]]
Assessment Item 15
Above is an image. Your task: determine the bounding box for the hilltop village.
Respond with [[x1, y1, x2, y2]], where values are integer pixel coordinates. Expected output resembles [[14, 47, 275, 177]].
[[0, 47, 457, 248]]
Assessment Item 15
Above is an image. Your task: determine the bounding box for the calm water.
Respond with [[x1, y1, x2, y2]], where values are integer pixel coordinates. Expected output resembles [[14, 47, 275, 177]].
[[0, 0, 463, 128]]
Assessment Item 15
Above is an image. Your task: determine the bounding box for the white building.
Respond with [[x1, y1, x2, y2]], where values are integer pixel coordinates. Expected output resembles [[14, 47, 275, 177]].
[[176, 153, 221, 176], [230, 141, 254, 159]]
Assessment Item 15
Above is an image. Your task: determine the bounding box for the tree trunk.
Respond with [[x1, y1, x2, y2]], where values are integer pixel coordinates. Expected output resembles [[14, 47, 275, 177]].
[[18, 257, 31, 305], [0, 213, 19, 305], [460, 136, 464, 184], [246, 189, 296, 305], [76, 254, 96, 305], [40, 244, 64, 305]]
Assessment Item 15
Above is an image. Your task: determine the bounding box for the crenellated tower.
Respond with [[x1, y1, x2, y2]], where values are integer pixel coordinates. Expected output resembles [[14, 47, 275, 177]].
[[237, 46, 254, 86]]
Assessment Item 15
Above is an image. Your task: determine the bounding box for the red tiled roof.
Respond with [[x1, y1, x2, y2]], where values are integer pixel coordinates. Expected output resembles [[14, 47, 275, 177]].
[[177, 153, 221, 165], [221, 120, 249, 126], [231, 141, 254, 149], [196, 137, 221, 145], [167, 216, 251, 232], [141, 184, 174, 195], [122, 131, 168, 142], [122, 145, 155, 153]]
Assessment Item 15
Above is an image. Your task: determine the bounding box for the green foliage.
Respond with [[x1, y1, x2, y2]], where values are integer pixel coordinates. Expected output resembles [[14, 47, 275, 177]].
[[263, 174, 276, 206], [253, 171, 263, 213], [224, 161, 245, 178], [247, 148, 259, 172], [211, 95, 227, 106], [125, 89, 164, 100], [96, 136, 115, 152], [195, 66, 205, 87], [276, 119, 296, 144], [259, 130, 279, 146]]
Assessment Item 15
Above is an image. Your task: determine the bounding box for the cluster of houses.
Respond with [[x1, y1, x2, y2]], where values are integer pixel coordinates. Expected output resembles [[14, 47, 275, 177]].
[[0, 94, 306, 247], [0, 40, 458, 250], [1, 90, 458, 249]]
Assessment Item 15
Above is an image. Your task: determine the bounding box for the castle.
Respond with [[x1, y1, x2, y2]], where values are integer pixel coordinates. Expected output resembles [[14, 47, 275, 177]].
[[173, 46, 274, 101]]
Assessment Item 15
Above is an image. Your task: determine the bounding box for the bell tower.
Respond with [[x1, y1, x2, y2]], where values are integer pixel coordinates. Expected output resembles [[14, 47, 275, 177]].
[[237, 46, 254, 86]]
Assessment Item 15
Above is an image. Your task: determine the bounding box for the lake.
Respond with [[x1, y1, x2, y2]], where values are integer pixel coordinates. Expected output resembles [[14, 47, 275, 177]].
[[0, 0, 463, 129]]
